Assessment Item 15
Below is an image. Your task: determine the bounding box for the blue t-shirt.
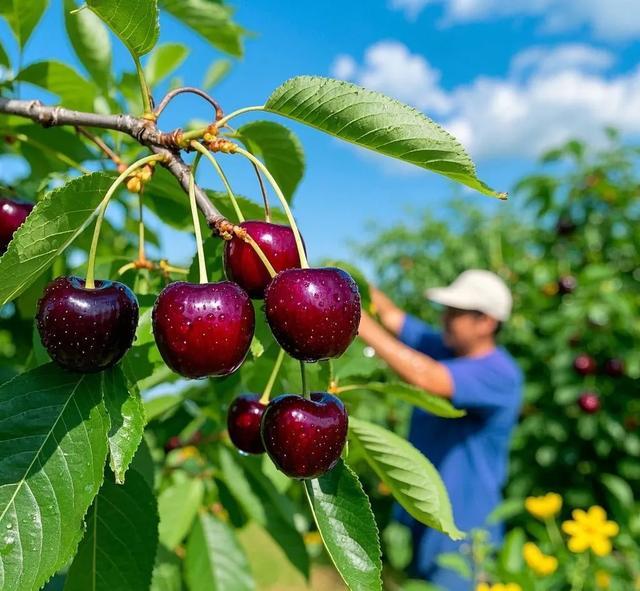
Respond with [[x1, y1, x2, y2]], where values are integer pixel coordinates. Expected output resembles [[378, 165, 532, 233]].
[[398, 314, 523, 590]]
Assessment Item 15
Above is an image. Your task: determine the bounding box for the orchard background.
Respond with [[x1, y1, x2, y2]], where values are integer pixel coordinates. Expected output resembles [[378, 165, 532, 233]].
[[1, 2, 639, 591]]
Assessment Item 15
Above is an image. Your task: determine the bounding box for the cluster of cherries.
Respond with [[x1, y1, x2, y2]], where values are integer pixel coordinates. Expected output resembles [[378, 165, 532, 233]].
[[28, 212, 360, 480], [573, 353, 625, 414]]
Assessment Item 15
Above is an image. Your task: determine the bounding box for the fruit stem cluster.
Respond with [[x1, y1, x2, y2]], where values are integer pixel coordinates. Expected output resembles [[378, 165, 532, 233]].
[[188, 154, 209, 285]]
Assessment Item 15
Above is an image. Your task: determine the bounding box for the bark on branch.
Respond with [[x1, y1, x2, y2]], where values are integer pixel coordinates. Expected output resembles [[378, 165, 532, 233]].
[[0, 96, 227, 230]]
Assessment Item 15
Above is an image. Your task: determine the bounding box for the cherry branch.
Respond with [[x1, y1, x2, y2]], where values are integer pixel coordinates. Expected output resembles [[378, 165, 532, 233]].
[[0, 96, 229, 232]]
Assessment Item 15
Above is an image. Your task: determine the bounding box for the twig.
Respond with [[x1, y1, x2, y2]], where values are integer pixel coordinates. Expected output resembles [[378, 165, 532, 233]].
[[75, 126, 126, 171], [154, 86, 223, 120]]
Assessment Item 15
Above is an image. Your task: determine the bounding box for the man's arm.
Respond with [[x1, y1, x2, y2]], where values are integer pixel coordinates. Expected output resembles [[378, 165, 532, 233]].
[[370, 287, 406, 336], [359, 312, 454, 398]]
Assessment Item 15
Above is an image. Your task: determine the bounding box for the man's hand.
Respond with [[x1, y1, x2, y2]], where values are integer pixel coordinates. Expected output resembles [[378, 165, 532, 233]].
[[369, 286, 406, 335], [359, 312, 454, 398]]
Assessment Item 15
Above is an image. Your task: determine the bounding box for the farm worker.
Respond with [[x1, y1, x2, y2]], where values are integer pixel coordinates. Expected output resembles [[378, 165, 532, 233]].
[[358, 269, 523, 591]]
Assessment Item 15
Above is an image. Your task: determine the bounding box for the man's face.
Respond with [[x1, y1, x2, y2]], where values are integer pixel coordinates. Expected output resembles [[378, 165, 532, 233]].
[[441, 307, 495, 353]]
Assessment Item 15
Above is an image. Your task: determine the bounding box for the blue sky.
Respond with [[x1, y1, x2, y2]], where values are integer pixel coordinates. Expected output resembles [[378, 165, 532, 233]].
[[2, 1, 640, 270]]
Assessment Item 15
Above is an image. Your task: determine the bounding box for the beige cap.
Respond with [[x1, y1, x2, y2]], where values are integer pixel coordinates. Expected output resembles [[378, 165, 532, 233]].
[[425, 269, 512, 321]]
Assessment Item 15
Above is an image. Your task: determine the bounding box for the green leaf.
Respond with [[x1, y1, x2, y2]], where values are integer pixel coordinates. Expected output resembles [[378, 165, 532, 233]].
[[349, 417, 464, 540], [158, 0, 245, 57], [185, 512, 254, 591], [203, 58, 231, 89], [436, 553, 471, 579], [16, 60, 98, 111], [304, 460, 382, 591], [151, 544, 182, 591], [63, 0, 112, 91], [234, 121, 305, 201], [0, 172, 114, 306], [103, 367, 146, 484], [158, 478, 204, 549], [0, 40, 9, 68], [0, 363, 110, 591], [64, 470, 159, 591], [340, 382, 465, 418], [145, 42, 189, 87], [0, 0, 49, 49], [88, 0, 159, 57], [265, 76, 503, 198]]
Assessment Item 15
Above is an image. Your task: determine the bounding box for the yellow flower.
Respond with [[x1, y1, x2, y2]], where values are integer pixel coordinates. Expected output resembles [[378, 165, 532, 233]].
[[523, 542, 558, 576], [525, 492, 563, 520], [562, 505, 619, 556], [476, 584, 521, 591], [595, 570, 611, 589]]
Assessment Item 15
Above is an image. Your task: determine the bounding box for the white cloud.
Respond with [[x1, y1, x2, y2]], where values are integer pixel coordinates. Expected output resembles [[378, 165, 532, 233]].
[[330, 42, 640, 160], [389, 0, 640, 41], [332, 55, 357, 80]]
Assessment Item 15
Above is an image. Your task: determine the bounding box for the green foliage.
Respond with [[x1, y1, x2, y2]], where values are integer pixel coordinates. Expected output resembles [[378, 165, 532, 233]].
[[265, 76, 502, 198], [0, 0, 49, 49], [304, 460, 383, 591], [145, 42, 189, 87]]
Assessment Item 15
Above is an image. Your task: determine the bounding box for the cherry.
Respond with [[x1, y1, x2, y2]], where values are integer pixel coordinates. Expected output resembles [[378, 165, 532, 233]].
[[261, 392, 348, 479], [164, 436, 182, 453], [152, 281, 254, 379], [558, 275, 577, 295], [573, 354, 597, 376], [578, 392, 600, 414], [264, 267, 361, 361], [36, 276, 139, 373], [224, 221, 302, 299], [555, 216, 576, 236], [227, 394, 266, 454], [603, 358, 624, 378], [0, 198, 34, 254]]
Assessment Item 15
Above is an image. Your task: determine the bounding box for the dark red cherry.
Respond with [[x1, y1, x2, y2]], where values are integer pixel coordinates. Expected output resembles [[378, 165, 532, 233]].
[[36, 276, 139, 373], [578, 392, 600, 414], [558, 276, 577, 295], [603, 358, 624, 378], [261, 392, 348, 479], [0, 198, 34, 253], [555, 216, 576, 236], [223, 221, 302, 299], [152, 281, 254, 379], [573, 354, 597, 376], [264, 267, 361, 362], [227, 394, 266, 454], [164, 436, 182, 453]]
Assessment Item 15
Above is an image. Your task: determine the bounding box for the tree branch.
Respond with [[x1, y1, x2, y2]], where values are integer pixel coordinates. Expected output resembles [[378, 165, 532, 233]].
[[0, 96, 228, 231]]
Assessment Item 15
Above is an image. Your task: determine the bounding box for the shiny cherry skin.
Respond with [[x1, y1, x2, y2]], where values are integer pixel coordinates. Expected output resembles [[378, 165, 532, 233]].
[[573, 354, 597, 376], [36, 276, 139, 373], [152, 281, 255, 379], [603, 358, 624, 378], [261, 392, 348, 479], [558, 275, 577, 295], [578, 392, 600, 414], [264, 267, 361, 362], [227, 394, 266, 454], [0, 198, 34, 253], [224, 221, 302, 299]]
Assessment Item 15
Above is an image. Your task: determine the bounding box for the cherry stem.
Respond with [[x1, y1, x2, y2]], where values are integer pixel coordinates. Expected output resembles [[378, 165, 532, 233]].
[[215, 105, 264, 130], [85, 153, 164, 289], [233, 147, 309, 268], [260, 348, 286, 404], [189, 153, 209, 284], [251, 162, 271, 222], [138, 189, 146, 262], [300, 361, 310, 400], [190, 140, 245, 222], [242, 233, 277, 278]]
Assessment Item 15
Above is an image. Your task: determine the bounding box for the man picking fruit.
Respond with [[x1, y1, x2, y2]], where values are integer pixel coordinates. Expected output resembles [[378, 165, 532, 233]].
[[358, 269, 523, 591]]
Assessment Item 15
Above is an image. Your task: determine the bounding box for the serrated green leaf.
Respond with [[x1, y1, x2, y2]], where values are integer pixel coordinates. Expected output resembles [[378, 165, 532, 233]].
[[158, 478, 204, 549], [103, 367, 146, 484], [0, 363, 110, 591], [64, 470, 159, 591], [158, 0, 245, 57], [88, 0, 159, 57], [185, 512, 254, 591], [63, 0, 112, 91], [145, 42, 189, 87], [340, 382, 465, 418], [0, 172, 114, 306], [265, 76, 503, 198], [234, 121, 305, 201], [203, 58, 231, 89], [304, 460, 382, 591], [349, 417, 464, 540], [16, 61, 98, 111], [0, 0, 49, 49]]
